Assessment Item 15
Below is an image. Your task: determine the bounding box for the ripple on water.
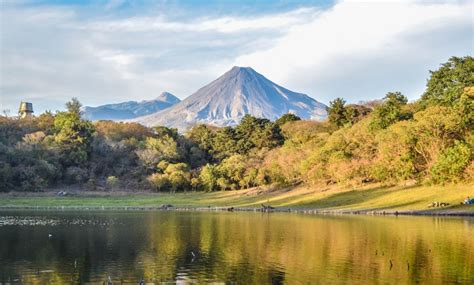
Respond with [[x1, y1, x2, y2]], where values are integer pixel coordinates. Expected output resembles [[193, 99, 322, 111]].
[[0, 215, 119, 226]]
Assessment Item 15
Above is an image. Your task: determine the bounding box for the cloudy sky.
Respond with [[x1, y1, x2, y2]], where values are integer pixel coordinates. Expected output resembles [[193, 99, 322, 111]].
[[0, 0, 472, 114]]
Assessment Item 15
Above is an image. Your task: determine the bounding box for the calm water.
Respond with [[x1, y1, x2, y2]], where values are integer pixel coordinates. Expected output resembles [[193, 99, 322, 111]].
[[0, 211, 472, 284]]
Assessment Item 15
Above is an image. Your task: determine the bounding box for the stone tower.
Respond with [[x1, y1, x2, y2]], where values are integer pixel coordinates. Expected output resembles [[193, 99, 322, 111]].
[[19, 102, 34, 118]]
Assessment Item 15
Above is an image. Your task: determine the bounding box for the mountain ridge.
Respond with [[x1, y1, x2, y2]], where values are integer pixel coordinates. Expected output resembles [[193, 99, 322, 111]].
[[131, 66, 327, 130], [83, 92, 180, 121]]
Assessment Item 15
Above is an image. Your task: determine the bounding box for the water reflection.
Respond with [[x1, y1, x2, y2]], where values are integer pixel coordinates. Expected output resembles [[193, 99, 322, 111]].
[[0, 211, 472, 284]]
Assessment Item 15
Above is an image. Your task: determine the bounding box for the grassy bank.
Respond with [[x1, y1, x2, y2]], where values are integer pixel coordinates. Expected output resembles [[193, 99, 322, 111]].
[[1, 183, 473, 214]]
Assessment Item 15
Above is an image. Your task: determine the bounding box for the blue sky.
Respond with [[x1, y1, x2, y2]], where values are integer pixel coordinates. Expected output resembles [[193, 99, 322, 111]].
[[0, 0, 472, 114]]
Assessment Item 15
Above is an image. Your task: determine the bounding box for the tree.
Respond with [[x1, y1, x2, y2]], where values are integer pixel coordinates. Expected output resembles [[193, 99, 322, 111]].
[[53, 99, 94, 166], [235, 115, 283, 153], [186, 124, 215, 153], [164, 163, 190, 192], [190, 177, 201, 191], [369, 92, 410, 130], [153, 126, 178, 140], [217, 154, 247, 190], [410, 105, 468, 171], [147, 173, 170, 192], [145, 136, 180, 162], [276, 113, 301, 126], [66, 97, 82, 115], [327, 98, 349, 127], [430, 141, 472, 183], [37, 111, 55, 134], [344, 104, 372, 124], [457, 87, 474, 130], [420, 56, 474, 108], [212, 127, 239, 158], [200, 164, 220, 191]]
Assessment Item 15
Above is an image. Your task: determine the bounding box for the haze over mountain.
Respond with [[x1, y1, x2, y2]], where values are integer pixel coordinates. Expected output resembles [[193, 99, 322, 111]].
[[132, 66, 327, 130], [83, 92, 180, 121]]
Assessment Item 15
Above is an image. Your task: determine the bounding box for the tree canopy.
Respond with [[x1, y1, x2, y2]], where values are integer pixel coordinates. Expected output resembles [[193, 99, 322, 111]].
[[1, 56, 472, 192], [420, 56, 474, 108]]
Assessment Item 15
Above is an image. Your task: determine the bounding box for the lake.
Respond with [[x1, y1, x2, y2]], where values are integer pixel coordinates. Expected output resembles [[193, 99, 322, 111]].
[[0, 211, 472, 284]]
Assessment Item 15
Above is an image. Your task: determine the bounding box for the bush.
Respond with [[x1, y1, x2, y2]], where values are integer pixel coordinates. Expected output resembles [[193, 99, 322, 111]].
[[106, 176, 120, 190], [64, 166, 89, 184], [85, 178, 97, 190]]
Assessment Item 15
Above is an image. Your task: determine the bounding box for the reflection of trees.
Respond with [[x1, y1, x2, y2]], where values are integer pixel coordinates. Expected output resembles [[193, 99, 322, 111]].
[[0, 212, 473, 284]]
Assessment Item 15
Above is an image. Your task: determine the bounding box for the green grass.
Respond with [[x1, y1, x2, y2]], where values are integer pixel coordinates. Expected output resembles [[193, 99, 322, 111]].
[[1, 183, 473, 213]]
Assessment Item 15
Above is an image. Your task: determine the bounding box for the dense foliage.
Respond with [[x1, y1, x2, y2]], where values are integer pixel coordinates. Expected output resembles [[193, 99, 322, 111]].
[[1, 56, 472, 192], [327, 98, 372, 127]]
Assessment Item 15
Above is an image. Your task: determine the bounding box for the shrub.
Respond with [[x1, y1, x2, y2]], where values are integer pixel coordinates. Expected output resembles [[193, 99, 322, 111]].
[[106, 176, 119, 190], [85, 178, 97, 190], [64, 166, 88, 184]]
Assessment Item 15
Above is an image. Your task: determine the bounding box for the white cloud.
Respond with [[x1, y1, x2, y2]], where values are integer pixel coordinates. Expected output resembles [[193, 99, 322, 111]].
[[82, 8, 316, 33], [0, 0, 471, 114], [234, 0, 473, 102]]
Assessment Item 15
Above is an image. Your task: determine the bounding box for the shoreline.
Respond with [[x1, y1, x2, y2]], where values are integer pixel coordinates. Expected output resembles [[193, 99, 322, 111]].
[[0, 205, 473, 217], [1, 182, 473, 217]]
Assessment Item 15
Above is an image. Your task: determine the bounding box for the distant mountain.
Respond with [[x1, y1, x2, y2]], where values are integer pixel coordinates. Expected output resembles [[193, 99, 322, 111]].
[[82, 92, 180, 121], [131, 66, 327, 131]]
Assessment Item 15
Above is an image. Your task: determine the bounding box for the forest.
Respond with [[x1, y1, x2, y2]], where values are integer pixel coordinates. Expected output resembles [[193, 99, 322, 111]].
[[0, 56, 472, 192]]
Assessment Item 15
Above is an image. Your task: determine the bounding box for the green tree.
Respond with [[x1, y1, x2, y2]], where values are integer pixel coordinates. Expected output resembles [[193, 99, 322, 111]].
[[53, 99, 94, 166], [66, 97, 82, 115], [153, 126, 178, 140], [328, 98, 349, 127], [411, 106, 469, 172], [457, 87, 474, 130], [369, 92, 410, 130], [276, 113, 301, 126], [37, 111, 55, 134], [190, 177, 201, 191], [218, 154, 247, 190], [186, 124, 215, 153], [420, 56, 474, 108], [430, 141, 472, 183], [200, 164, 220, 191], [164, 163, 190, 192], [145, 136, 180, 161], [212, 127, 239, 158], [344, 104, 372, 125], [235, 115, 283, 153]]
